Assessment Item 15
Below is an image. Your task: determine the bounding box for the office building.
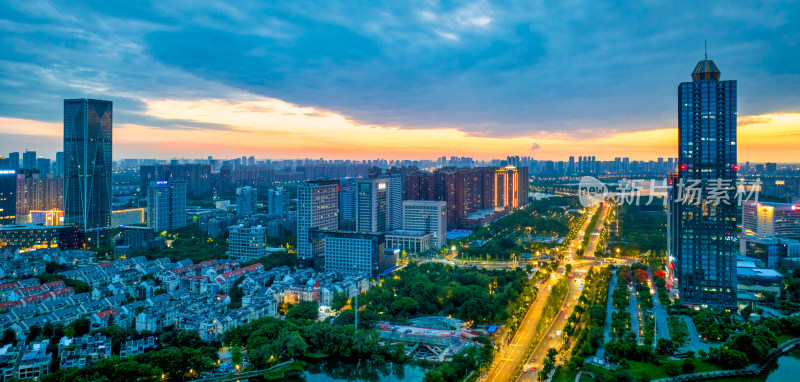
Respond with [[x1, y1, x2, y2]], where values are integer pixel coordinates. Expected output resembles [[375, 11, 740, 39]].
[[742, 201, 800, 240], [111, 208, 146, 227], [147, 180, 187, 232], [236, 186, 257, 217], [386, 230, 432, 253], [8, 152, 19, 171], [669, 56, 738, 309], [64, 98, 113, 245], [355, 177, 388, 233], [0, 224, 80, 250], [319, 231, 396, 276], [297, 180, 339, 268], [139, 164, 212, 198], [266, 186, 285, 218], [0, 169, 16, 224], [36, 158, 51, 176], [22, 150, 36, 170], [402, 200, 447, 249], [54, 152, 64, 178], [338, 179, 356, 230], [29, 209, 63, 226], [228, 224, 280, 261], [386, 174, 404, 231], [739, 235, 800, 269]]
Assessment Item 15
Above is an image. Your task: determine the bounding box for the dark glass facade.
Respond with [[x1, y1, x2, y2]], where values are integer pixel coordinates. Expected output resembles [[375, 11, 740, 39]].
[[63, 99, 113, 236], [670, 59, 738, 309], [0, 170, 16, 224]]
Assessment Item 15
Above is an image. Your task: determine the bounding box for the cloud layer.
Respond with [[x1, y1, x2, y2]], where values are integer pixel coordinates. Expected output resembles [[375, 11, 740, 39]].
[[0, 0, 799, 159]]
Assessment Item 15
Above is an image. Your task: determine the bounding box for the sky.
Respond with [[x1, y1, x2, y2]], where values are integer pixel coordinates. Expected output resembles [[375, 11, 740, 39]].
[[0, 0, 799, 162]]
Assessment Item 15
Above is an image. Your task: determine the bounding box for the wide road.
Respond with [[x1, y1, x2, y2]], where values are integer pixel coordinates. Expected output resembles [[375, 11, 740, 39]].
[[483, 278, 554, 382], [483, 205, 598, 382], [518, 203, 609, 381]]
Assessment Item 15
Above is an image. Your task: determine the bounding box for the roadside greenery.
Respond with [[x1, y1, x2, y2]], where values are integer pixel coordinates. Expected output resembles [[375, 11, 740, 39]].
[[563, 267, 612, 371]]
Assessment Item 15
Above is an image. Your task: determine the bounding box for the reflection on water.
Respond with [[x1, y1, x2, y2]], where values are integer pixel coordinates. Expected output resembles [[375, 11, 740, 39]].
[[252, 361, 427, 382], [723, 349, 800, 382]]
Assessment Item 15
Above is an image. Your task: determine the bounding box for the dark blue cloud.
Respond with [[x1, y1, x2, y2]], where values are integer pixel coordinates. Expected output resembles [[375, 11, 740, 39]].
[[1, 0, 799, 144]]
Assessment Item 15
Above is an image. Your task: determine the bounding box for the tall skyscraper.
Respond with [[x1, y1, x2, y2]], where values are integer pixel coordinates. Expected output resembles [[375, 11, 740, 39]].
[[0, 169, 16, 224], [355, 177, 388, 233], [54, 152, 64, 178], [36, 158, 51, 176], [147, 180, 187, 232], [297, 180, 339, 268], [670, 56, 737, 309], [236, 186, 257, 216], [64, 98, 113, 245], [8, 152, 19, 171], [22, 150, 36, 170]]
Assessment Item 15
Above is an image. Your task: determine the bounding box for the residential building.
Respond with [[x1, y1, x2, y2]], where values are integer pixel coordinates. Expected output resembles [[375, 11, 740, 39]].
[[147, 180, 187, 232], [669, 56, 738, 309], [236, 186, 257, 216], [266, 186, 285, 218]]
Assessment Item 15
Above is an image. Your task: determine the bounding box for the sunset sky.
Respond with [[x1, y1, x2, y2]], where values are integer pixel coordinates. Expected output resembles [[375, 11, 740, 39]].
[[1, 1, 799, 162]]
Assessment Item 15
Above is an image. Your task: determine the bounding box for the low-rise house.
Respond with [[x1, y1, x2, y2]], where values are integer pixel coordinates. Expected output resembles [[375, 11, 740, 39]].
[[57, 334, 111, 369]]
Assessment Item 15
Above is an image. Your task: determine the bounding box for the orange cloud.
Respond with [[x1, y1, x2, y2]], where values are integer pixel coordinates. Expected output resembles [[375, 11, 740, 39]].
[[2, 99, 799, 162]]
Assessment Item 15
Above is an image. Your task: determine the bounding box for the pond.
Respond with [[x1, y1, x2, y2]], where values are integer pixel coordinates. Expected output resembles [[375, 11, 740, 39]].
[[252, 361, 428, 382]]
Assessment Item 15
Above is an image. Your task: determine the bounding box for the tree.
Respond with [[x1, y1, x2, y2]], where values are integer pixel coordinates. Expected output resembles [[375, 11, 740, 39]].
[[682, 359, 697, 374], [331, 292, 349, 311], [277, 331, 307, 357], [231, 346, 243, 367], [588, 304, 606, 326], [1, 329, 16, 345], [664, 362, 681, 377], [424, 370, 445, 382], [285, 301, 319, 322], [565, 264, 573, 275]]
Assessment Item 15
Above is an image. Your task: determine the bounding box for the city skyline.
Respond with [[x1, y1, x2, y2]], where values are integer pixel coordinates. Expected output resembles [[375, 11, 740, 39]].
[[1, 2, 799, 161]]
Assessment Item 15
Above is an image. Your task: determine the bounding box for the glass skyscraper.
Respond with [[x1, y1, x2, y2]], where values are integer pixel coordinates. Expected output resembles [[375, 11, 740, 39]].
[[670, 57, 738, 309], [64, 99, 113, 243]]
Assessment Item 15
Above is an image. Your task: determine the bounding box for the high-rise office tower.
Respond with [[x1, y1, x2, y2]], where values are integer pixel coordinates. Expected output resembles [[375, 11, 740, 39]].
[[670, 55, 737, 309], [0, 169, 16, 224], [297, 180, 339, 268], [54, 152, 64, 178], [147, 180, 187, 232], [338, 179, 356, 230], [236, 186, 257, 216], [355, 178, 388, 233], [385, 174, 403, 231], [22, 150, 36, 170], [64, 98, 113, 244], [266, 186, 285, 218], [568, 156, 575, 175], [36, 158, 51, 176], [8, 152, 19, 171]]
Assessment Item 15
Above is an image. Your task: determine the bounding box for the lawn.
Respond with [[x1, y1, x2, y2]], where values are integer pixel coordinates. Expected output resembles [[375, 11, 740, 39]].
[[580, 359, 722, 381], [551, 366, 579, 382]]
